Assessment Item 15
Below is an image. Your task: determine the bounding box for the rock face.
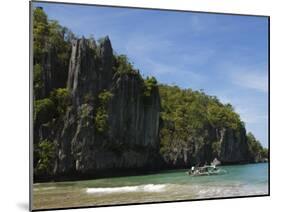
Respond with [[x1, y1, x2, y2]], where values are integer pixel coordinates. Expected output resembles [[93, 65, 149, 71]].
[[200, 127, 251, 165], [108, 74, 160, 149], [218, 127, 251, 164], [38, 42, 71, 99], [53, 37, 161, 176]]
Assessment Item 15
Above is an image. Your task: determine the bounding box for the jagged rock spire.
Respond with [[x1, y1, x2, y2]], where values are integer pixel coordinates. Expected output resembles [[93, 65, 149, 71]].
[[67, 36, 113, 106]]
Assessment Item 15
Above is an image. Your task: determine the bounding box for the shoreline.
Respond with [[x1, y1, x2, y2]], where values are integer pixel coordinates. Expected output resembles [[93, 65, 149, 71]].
[[33, 161, 268, 184]]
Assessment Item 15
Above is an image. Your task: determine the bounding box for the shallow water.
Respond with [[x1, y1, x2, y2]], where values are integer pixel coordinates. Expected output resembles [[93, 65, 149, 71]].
[[33, 163, 268, 210]]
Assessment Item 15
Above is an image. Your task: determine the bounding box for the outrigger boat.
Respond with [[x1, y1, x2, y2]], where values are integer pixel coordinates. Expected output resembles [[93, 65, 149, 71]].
[[187, 158, 227, 176], [187, 165, 227, 176]]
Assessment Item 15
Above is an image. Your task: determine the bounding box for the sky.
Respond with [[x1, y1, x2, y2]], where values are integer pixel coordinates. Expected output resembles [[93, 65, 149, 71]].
[[33, 2, 269, 147]]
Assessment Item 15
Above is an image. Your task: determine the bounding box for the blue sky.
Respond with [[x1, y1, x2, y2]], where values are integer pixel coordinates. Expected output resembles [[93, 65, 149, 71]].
[[33, 2, 269, 147]]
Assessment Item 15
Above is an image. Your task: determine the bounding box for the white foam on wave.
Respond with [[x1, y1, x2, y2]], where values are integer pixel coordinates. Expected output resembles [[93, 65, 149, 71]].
[[86, 184, 167, 194], [34, 186, 56, 191]]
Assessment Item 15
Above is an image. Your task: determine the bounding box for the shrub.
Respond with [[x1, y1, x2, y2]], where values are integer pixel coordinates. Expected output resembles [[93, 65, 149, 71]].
[[115, 54, 134, 75], [33, 64, 43, 98], [94, 90, 113, 133], [98, 90, 113, 105], [144, 76, 157, 96], [34, 98, 56, 124], [35, 139, 55, 175], [50, 88, 71, 115]]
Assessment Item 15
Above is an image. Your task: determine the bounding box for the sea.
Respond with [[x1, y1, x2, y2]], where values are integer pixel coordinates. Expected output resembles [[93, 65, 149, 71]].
[[33, 163, 268, 210]]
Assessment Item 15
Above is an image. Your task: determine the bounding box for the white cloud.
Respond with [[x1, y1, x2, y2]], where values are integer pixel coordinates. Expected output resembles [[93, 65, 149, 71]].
[[141, 57, 205, 81], [124, 34, 173, 57], [219, 62, 268, 93], [232, 70, 268, 92], [121, 34, 207, 85]]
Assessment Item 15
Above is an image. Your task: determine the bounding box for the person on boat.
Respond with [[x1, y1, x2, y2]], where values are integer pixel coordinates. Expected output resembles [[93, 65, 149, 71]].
[[213, 164, 217, 171], [189, 166, 195, 174]]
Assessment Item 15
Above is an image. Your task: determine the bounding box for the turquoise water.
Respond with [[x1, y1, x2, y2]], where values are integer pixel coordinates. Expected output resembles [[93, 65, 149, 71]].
[[33, 163, 268, 209]]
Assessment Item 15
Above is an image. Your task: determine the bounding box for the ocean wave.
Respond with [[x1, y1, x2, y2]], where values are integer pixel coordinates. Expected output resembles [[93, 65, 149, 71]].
[[34, 186, 56, 191], [86, 184, 167, 194]]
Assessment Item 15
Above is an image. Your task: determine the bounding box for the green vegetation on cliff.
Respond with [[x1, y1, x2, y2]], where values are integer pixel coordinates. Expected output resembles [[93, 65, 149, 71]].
[[113, 54, 140, 76], [158, 85, 255, 166], [33, 7, 73, 99], [144, 77, 158, 97], [50, 88, 71, 115], [33, 7, 74, 175], [247, 132, 268, 162], [34, 139, 55, 175], [95, 90, 113, 133]]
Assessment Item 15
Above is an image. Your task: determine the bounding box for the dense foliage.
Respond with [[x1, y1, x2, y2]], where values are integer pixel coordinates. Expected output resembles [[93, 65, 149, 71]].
[[158, 85, 266, 166]]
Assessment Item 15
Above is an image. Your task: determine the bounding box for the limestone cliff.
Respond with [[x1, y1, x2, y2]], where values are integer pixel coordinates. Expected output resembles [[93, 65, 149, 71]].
[[158, 85, 253, 168], [34, 35, 256, 181], [53, 37, 161, 176], [218, 127, 251, 164], [158, 125, 251, 168]]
